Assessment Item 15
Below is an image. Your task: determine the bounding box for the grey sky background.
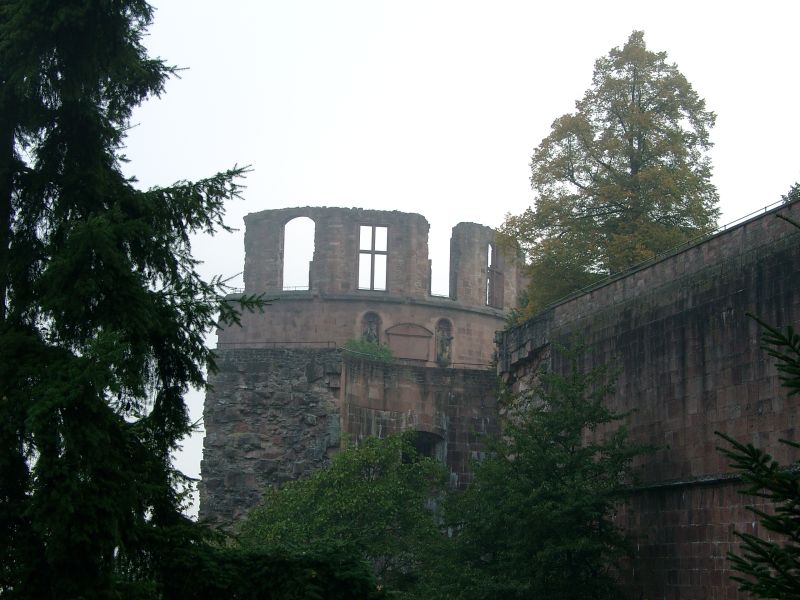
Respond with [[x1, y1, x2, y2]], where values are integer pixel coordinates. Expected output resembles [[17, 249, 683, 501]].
[[121, 0, 800, 515]]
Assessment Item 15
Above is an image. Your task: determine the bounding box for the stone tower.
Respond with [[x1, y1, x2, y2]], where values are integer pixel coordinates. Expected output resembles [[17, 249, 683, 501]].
[[199, 207, 523, 523]]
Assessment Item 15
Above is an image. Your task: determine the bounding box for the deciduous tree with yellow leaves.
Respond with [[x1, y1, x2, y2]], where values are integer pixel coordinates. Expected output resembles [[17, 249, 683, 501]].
[[501, 31, 719, 317]]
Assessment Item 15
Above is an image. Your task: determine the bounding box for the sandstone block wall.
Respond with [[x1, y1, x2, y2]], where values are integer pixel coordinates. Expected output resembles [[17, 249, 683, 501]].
[[201, 207, 520, 526], [218, 296, 503, 367], [497, 201, 800, 599], [220, 206, 522, 367], [342, 357, 498, 487], [620, 479, 775, 598]]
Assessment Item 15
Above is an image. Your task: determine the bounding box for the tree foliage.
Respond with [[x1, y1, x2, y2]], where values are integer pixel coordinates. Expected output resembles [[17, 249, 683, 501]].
[[783, 182, 800, 205], [501, 31, 719, 317], [0, 1, 281, 596], [436, 346, 648, 599], [154, 545, 382, 600], [237, 432, 448, 595], [238, 352, 650, 599], [717, 296, 800, 597]]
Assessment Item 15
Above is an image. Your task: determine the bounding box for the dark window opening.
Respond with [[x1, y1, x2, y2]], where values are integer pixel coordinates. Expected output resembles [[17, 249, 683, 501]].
[[411, 431, 445, 462], [486, 243, 503, 308]]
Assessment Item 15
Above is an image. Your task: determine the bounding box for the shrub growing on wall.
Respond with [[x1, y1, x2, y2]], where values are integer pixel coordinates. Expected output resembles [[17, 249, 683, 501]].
[[343, 338, 395, 364]]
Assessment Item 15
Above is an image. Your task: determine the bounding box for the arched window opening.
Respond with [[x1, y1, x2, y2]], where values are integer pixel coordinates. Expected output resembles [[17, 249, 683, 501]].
[[283, 217, 315, 290], [410, 431, 446, 462], [435, 319, 453, 367], [361, 312, 381, 344]]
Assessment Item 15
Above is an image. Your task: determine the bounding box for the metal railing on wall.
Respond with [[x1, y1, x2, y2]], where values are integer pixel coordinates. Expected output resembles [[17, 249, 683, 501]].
[[447, 361, 494, 370], [533, 198, 795, 315], [216, 340, 337, 349], [226, 286, 311, 294]]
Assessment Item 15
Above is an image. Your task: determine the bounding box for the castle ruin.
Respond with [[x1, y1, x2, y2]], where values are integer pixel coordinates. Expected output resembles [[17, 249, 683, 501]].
[[199, 207, 524, 522], [200, 200, 800, 599]]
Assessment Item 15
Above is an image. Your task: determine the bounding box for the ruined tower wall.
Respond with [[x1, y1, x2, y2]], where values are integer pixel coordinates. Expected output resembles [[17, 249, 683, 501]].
[[199, 348, 343, 524], [202, 207, 518, 525], [341, 357, 498, 488], [218, 297, 501, 367], [497, 200, 800, 599], [449, 222, 522, 309], [222, 207, 523, 366], [243, 207, 432, 297]]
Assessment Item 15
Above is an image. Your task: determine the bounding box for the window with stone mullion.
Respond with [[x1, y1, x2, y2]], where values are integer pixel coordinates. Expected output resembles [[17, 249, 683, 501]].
[[358, 225, 388, 290]]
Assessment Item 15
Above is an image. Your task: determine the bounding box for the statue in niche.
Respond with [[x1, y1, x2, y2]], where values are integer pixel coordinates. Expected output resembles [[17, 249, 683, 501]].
[[435, 319, 452, 367], [362, 312, 380, 343]]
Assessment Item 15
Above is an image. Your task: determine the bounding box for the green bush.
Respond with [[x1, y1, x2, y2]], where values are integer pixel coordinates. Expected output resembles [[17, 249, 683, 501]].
[[343, 338, 395, 364], [237, 432, 448, 596]]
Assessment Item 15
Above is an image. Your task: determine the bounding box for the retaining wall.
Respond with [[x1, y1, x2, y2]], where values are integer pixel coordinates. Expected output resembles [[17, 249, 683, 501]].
[[497, 201, 800, 599]]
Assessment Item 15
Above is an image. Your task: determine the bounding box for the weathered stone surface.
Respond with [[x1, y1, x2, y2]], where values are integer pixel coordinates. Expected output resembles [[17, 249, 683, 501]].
[[219, 207, 525, 368], [200, 347, 499, 526], [199, 348, 343, 525], [497, 200, 800, 600], [201, 207, 516, 526], [342, 356, 498, 487]]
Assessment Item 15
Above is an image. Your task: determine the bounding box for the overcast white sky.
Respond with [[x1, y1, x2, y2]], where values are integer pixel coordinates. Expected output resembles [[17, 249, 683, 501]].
[[122, 0, 800, 514]]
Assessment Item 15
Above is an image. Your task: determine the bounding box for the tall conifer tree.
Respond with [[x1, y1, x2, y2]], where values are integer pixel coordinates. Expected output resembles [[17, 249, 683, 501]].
[[442, 347, 646, 599], [0, 1, 261, 596]]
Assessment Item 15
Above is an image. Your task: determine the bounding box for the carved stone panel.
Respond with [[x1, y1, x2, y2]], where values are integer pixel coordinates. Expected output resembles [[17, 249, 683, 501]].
[[385, 323, 433, 361]]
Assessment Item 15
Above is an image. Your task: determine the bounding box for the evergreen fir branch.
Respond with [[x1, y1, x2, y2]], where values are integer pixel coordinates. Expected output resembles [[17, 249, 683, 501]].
[[747, 313, 800, 395]]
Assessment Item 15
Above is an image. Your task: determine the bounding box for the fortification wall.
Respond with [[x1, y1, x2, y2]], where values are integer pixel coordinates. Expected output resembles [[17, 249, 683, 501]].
[[218, 295, 501, 367], [342, 357, 498, 488], [497, 201, 800, 599], [199, 348, 343, 524], [199, 348, 499, 524]]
